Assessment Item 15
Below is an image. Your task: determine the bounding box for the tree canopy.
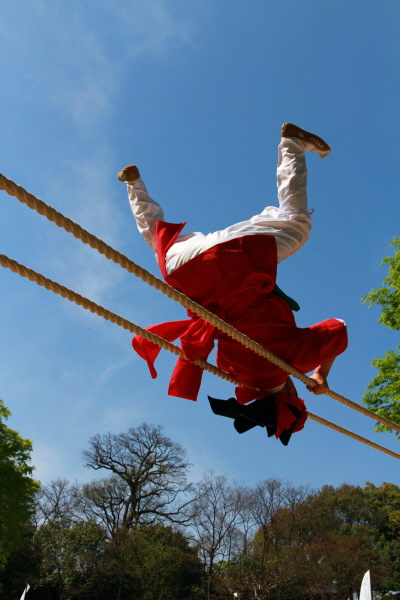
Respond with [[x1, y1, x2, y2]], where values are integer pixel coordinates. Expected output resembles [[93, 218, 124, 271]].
[[362, 237, 400, 330], [82, 423, 194, 529], [362, 237, 400, 435], [2, 423, 400, 599], [0, 399, 39, 569]]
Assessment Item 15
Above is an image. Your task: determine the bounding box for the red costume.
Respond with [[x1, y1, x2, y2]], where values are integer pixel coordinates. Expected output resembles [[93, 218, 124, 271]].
[[132, 222, 348, 412], [122, 131, 346, 443]]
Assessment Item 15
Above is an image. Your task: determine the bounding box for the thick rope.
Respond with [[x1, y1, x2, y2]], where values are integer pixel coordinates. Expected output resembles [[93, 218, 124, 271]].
[[307, 412, 400, 461], [0, 254, 240, 386], [1, 173, 399, 435], [0, 177, 293, 371], [1, 252, 399, 461]]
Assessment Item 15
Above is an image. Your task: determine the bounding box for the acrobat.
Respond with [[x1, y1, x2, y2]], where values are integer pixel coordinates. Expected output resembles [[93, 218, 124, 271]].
[[118, 124, 348, 444]]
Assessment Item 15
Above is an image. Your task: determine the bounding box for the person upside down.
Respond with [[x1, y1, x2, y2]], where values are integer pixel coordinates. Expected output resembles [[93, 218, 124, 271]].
[[118, 123, 348, 445]]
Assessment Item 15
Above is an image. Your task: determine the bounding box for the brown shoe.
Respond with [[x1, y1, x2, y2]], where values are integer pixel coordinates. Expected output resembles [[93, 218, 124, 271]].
[[281, 123, 331, 159], [117, 164, 140, 182]]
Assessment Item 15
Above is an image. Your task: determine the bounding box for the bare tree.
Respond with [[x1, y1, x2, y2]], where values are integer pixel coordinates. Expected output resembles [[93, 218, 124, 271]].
[[188, 472, 249, 599], [216, 478, 315, 600], [35, 478, 81, 527], [251, 478, 314, 560], [280, 481, 315, 548], [77, 475, 128, 537], [82, 423, 194, 530]]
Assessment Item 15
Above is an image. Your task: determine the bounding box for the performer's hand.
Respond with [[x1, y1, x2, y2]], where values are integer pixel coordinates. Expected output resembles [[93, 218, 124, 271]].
[[306, 372, 329, 395], [307, 357, 335, 395]]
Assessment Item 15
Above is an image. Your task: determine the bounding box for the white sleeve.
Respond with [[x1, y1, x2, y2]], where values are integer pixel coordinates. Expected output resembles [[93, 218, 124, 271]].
[[127, 178, 165, 251]]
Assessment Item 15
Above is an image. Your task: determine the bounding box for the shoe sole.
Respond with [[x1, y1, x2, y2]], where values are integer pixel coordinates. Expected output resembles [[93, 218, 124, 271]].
[[281, 123, 331, 159]]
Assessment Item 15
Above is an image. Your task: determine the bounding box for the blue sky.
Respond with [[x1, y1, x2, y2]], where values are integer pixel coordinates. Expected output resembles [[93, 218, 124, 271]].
[[1, 1, 400, 489]]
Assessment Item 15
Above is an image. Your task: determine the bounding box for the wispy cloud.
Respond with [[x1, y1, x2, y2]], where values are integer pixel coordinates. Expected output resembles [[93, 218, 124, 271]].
[[1, 0, 209, 309], [100, 401, 149, 433], [2, 7, 116, 128], [116, 1, 198, 58], [38, 141, 128, 311], [1, 2, 212, 488], [1, 0, 209, 128], [32, 443, 66, 483]]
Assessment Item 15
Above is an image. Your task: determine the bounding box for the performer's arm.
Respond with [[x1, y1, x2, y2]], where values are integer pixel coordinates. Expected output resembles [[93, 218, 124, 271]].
[[306, 356, 336, 395], [127, 178, 165, 251]]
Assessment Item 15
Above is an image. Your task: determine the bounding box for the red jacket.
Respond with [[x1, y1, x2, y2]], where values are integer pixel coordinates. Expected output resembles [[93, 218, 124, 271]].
[[132, 221, 348, 404]]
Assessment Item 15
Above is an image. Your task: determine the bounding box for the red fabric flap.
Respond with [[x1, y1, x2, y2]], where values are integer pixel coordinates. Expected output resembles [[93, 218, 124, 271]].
[[132, 319, 194, 379], [168, 358, 204, 402], [132, 317, 217, 401], [155, 221, 186, 277], [235, 386, 267, 405], [274, 393, 307, 438]]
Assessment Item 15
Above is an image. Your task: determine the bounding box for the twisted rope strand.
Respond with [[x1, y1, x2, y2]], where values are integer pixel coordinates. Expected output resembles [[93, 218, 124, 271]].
[[1, 252, 399, 460], [307, 412, 400, 460], [0, 176, 293, 363], [0, 254, 242, 385], [1, 173, 399, 435]]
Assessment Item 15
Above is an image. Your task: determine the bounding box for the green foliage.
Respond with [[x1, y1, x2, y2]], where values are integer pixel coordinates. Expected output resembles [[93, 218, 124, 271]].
[[35, 520, 106, 598], [377, 537, 400, 593], [2, 519, 202, 600], [362, 347, 400, 436], [362, 238, 400, 434], [362, 237, 400, 331], [311, 484, 372, 534], [0, 399, 39, 569], [2, 426, 400, 600], [100, 525, 203, 600], [365, 482, 400, 593], [0, 526, 39, 600], [365, 482, 400, 540], [136, 525, 203, 600], [232, 482, 400, 600]]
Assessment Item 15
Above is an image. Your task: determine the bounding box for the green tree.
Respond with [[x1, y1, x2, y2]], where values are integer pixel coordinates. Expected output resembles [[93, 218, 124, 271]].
[[0, 399, 39, 569], [362, 350, 400, 436], [135, 525, 203, 600], [35, 520, 106, 599], [88, 524, 203, 600], [299, 482, 400, 599], [362, 237, 400, 434], [365, 482, 400, 541], [365, 482, 400, 594], [362, 237, 400, 330]]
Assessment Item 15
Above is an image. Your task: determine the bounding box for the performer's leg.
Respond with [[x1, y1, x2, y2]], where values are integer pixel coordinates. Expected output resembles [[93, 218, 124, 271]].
[[118, 126, 330, 272], [251, 123, 331, 261], [165, 137, 312, 272], [276, 137, 308, 214], [238, 135, 313, 264]]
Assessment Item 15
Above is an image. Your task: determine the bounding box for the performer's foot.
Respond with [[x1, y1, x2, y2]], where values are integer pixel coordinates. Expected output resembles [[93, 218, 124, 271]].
[[117, 165, 140, 182], [281, 123, 331, 159]]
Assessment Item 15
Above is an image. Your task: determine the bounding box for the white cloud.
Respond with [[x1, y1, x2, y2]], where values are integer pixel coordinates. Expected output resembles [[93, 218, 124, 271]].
[[1, 0, 209, 128], [32, 443, 66, 483], [118, 1, 197, 58], [96, 353, 135, 387], [1, 0, 210, 313], [100, 402, 148, 432], [34, 140, 129, 312]]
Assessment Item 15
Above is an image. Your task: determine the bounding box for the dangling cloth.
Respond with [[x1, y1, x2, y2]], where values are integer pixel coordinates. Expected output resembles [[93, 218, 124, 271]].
[[208, 393, 307, 445], [132, 314, 217, 401]]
